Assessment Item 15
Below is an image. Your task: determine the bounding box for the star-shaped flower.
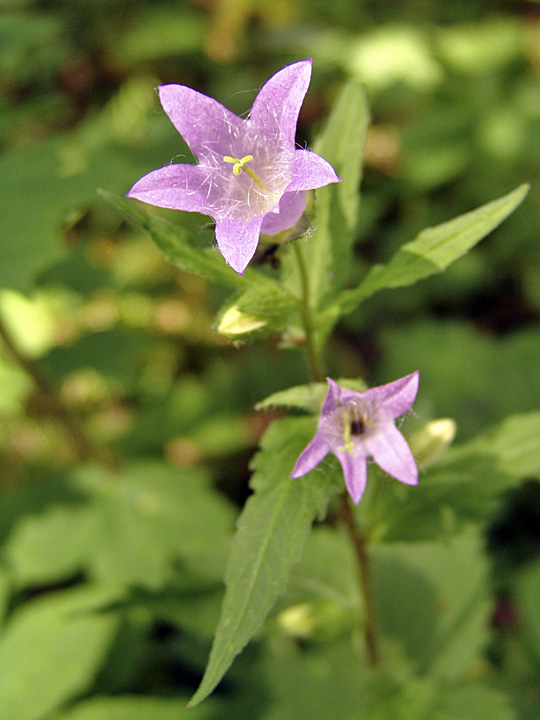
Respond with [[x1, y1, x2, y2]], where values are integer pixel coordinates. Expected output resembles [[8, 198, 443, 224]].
[[291, 373, 419, 504], [127, 60, 340, 274]]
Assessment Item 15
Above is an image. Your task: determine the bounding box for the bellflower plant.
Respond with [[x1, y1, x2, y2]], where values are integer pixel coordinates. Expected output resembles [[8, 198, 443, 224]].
[[101, 53, 530, 712], [127, 60, 340, 274], [291, 373, 419, 504]]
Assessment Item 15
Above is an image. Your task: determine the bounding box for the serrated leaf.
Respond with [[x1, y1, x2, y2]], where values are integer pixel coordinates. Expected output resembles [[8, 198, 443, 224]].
[[338, 183, 529, 313], [99, 190, 278, 289], [285, 82, 368, 307], [189, 418, 340, 706], [372, 531, 490, 677], [0, 587, 119, 720], [372, 412, 540, 543], [5, 462, 235, 590]]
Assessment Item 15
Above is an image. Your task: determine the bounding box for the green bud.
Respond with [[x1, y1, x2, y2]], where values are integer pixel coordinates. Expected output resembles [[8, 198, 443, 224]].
[[217, 306, 268, 337], [408, 418, 457, 467]]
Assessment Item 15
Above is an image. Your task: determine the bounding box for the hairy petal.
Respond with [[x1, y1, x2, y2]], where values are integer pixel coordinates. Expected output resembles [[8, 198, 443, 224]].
[[366, 423, 418, 486], [158, 85, 244, 163], [215, 215, 265, 274], [286, 149, 341, 192], [250, 60, 312, 151], [338, 451, 368, 504], [260, 192, 306, 235], [127, 163, 209, 213], [291, 436, 330, 478], [355, 372, 419, 419]]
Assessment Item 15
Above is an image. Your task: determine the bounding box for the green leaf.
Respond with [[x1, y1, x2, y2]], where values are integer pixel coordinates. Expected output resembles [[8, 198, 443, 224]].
[[255, 378, 367, 413], [255, 383, 328, 412], [0, 587, 119, 720], [432, 683, 517, 720], [52, 695, 213, 720], [5, 462, 235, 590], [99, 190, 277, 289], [371, 412, 540, 543], [515, 559, 540, 665], [189, 418, 340, 706], [5, 504, 96, 587], [285, 82, 368, 307], [338, 183, 529, 313], [372, 531, 490, 676]]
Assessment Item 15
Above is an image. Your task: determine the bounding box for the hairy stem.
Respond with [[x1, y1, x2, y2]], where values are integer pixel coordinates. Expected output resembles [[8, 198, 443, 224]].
[[292, 241, 325, 383], [339, 492, 379, 667], [0, 317, 119, 471]]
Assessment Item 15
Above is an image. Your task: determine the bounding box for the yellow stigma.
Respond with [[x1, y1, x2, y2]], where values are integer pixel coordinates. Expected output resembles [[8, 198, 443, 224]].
[[338, 407, 356, 456], [223, 154, 268, 192]]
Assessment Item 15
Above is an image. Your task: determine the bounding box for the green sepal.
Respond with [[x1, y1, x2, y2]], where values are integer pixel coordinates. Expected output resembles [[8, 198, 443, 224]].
[[214, 283, 295, 340]]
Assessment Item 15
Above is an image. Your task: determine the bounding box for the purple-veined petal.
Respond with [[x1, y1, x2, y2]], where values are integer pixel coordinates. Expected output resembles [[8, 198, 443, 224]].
[[260, 192, 306, 235], [359, 372, 419, 420], [338, 450, 368, 504], [323, 378, 343, 417], [158, 85, 244, 163], [365, 422, 418, 486], [214, 215, 265, 274], [250, 60, 312, 152], [286, 149, 341, 193], [291, 435, 331, 478], [127, 163, 209, 213]]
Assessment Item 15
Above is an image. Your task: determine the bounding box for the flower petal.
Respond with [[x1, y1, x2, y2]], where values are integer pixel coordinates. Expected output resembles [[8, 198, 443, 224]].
[[127, 163, 209, 213], [365, 423, 418, 486], [286, 149, 341, 193], [358, 372, 419, 420], [291, 435, 330, 478], [158, 84, 244, 163], [214, 215, 265, 274], [260, 192, 306, 235], [338, 450, 368, 504], [250, 60, 312, 151]]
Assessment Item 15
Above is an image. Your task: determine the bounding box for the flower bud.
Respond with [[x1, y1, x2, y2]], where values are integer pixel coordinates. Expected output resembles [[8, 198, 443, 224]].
[[217, 306, 268, 337], [408, 418, 456, 467]]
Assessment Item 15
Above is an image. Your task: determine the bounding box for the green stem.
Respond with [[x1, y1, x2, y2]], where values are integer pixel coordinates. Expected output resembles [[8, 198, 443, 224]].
[[339, 493, 379, 667], [292, 241, 325, 383]]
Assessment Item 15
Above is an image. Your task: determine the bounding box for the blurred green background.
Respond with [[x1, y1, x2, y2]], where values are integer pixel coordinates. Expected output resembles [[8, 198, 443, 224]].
[[1, 0, 540, 718]]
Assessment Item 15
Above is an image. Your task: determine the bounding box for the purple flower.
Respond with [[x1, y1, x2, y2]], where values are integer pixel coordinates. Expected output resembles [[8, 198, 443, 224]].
[[291, 373, 419, 504], [127, 60, 340, 274]]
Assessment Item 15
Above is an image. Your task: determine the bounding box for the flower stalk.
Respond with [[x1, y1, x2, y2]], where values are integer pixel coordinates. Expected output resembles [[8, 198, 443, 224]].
[[339, 492, 379, 667], [293, 240, 325, 383]]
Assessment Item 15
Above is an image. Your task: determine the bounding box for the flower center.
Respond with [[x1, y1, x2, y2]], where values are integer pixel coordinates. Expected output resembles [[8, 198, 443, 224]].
[[223, 155, 268, 192], [339, 406, 369, 456]]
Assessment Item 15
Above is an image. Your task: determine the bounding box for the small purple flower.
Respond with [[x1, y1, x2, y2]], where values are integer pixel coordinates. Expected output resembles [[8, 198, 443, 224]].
[[127, 60, 340, 274], [291, 373, 419, 504]]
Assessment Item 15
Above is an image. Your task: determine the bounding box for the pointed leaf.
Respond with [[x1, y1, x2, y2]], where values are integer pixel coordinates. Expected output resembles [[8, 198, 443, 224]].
[[255, 378, 367, 413], [99, 190, 279, 289], [338, 183, 529, 313], [189, 418, 340, 705], [285, 82, 368, 306]]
